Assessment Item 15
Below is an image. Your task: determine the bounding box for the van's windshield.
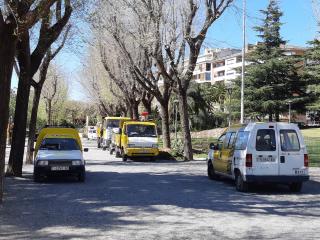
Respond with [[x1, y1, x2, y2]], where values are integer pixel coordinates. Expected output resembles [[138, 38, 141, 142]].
[[106, 120, 120, 128], [127, 125, 157, 137], [39, 138, 80, 151]]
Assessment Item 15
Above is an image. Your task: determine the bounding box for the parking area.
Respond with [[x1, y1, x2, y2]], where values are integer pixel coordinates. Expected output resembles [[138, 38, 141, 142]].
[[1, 144, 320, 240]]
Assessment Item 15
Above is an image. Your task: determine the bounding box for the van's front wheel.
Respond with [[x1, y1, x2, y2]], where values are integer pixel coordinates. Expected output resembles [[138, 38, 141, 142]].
[[207, 161, 219, 180], [235, 172, 249, 192], [289, 182, 302, 192]]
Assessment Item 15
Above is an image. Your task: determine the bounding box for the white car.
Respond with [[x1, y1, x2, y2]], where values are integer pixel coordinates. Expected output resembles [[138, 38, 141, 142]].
[[207, 122, 309, 192], [33, 128, 88, 182]]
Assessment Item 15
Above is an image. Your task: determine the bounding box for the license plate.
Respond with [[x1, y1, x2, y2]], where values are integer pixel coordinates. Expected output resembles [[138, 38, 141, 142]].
[[138, 149, 149, 153], [51, 166, 69, 171], [294, 169, 306, 175], [256, 156, 275, 162]]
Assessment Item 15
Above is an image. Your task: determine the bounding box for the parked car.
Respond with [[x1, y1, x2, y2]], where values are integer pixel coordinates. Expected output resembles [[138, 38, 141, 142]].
[[207, 122, 309, 192], [33, 126, 88, 182]]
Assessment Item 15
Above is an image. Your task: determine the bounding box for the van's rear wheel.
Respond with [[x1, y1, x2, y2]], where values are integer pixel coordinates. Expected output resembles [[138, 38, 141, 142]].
[[207, 161, 219, 180], [289, 182, 302, 192], [235, 172, 249, 192]]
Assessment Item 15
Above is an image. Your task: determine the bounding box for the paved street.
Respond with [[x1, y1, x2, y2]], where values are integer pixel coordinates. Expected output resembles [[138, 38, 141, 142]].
[[1, 141, 320, 240]]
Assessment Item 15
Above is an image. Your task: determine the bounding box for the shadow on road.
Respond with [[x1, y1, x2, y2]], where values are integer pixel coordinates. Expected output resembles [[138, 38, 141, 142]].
[[1, 167, 320, 239]]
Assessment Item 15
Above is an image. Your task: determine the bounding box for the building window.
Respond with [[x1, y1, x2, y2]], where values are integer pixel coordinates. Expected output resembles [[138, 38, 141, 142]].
[[217, 71, 225, 77], [205, 72, 211, 81], [226, 58, 236, 65], [214, 61, 225, 67], [236, 57, 242, 63], [226, 71, 235, 76], [206, 63, 211, 71]]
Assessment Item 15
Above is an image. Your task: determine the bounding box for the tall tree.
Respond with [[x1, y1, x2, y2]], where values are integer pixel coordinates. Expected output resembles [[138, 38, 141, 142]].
[[6, 0, 72, 177], [237, 0, 312, 121], [0, 0, 61, 202]]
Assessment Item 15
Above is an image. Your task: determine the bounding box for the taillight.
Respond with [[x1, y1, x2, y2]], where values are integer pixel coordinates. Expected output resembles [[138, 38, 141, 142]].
[[246, 154, 252, 168], [304, 154, 309, 167]]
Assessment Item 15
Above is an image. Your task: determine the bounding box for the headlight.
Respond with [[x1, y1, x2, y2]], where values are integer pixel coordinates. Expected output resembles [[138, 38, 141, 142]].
[[152, 144, 158, 148], [72, 160, 83, 166], [37, 160, 48, 166]]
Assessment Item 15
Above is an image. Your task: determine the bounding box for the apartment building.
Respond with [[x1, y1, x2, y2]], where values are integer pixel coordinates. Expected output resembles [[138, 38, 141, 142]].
[[192, 44, 306, 85]]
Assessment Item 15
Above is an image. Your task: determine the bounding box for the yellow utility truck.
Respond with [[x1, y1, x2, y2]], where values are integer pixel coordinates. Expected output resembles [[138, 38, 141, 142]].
[[116, 121, 159, 161], [101, 117, 131, 151]]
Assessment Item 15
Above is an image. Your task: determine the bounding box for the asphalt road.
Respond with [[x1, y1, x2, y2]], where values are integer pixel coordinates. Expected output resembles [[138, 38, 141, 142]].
[[1, 141, 320, 240]]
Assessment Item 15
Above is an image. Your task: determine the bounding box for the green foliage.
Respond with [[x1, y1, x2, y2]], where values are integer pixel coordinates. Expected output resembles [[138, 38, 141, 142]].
[[234, 0, 314, 121], [185, 82, 228, 130], [305, 39, 320, 111]]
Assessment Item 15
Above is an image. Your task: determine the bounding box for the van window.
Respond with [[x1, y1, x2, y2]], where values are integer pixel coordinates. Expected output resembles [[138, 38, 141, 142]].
[[235, 131, 249, 150], [217, 134, 226, 150], [224, 132, 236, 149], [256, 129, 276, 151], [280, 130, 300, 151]]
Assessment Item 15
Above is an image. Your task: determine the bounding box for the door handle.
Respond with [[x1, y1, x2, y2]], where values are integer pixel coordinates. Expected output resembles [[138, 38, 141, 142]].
[[280, 156, 285, 163]]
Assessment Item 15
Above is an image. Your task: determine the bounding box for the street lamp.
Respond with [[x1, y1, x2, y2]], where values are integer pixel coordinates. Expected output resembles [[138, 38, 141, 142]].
[[226, 84, 233, 127]]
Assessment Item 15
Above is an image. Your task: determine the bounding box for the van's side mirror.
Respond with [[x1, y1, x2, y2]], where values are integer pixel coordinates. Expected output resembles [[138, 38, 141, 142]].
[[84, 148, 89, 152], [209, 143, 215, 150]]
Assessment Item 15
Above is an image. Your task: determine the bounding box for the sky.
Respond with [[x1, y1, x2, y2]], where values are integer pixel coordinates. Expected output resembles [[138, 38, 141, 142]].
[[11, 0, 319, 100]]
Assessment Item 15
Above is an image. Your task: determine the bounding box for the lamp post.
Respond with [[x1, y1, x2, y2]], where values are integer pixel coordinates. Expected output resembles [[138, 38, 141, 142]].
[[240, 0, 246, 124], [226, 85, 233, 127]]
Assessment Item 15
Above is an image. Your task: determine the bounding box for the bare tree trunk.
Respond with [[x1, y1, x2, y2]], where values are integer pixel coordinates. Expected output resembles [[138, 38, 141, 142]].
[[26, 86, 42, 164], [6, 33, 32, 177], [178, 92, 193, 161], [48, 100, 52, 125], [132, 101, 139, 120], [160, 101, 171, 149], [0, 18, 17, 202]]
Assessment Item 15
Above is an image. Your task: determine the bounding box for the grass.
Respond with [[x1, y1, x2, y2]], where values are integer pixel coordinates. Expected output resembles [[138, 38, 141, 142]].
[[159, 128, 320, 166]]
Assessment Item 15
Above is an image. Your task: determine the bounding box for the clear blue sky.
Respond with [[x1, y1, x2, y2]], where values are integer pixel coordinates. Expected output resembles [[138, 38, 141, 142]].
[[11, 0, 319, 100]]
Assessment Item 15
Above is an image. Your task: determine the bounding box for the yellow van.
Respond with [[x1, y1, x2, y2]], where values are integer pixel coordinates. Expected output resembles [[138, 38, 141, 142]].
[[101, 117, 131, 151], [119, 121, 159, 161]]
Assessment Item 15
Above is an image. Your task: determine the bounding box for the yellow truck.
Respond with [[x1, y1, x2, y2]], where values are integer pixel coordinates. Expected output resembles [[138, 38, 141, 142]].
[[116, 121, 159, 161], [100, 117, 131, 151]]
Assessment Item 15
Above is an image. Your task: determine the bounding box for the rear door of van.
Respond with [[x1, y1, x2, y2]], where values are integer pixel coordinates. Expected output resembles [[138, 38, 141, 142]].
[[251, 124, 279, 176], [277, 124, 307, 176]]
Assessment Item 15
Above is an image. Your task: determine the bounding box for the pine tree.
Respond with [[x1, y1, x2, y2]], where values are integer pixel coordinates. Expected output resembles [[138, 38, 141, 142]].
[[239, 0, 312, 121], [304, 39, 320, 122]]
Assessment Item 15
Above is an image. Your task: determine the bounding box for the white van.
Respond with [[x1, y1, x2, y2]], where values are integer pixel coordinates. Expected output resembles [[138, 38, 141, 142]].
[[87, 126, 97, 140], [207, 122, 309, 192]]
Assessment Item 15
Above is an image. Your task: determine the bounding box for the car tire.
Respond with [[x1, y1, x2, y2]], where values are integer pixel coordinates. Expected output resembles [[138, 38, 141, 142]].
[[207, 161, 219, 180], [78, 171, 86, 182], [289, 182, 302, 192], [235, 172, 249, 192], [33, 172, 42, 183]]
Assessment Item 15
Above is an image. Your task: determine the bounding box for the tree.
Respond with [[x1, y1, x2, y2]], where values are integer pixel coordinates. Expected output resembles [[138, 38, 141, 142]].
[[6, 0, 72, 177], [93, 0, 233, 159], [0, 0, 63, 203], [236, 0, 312, 122]]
